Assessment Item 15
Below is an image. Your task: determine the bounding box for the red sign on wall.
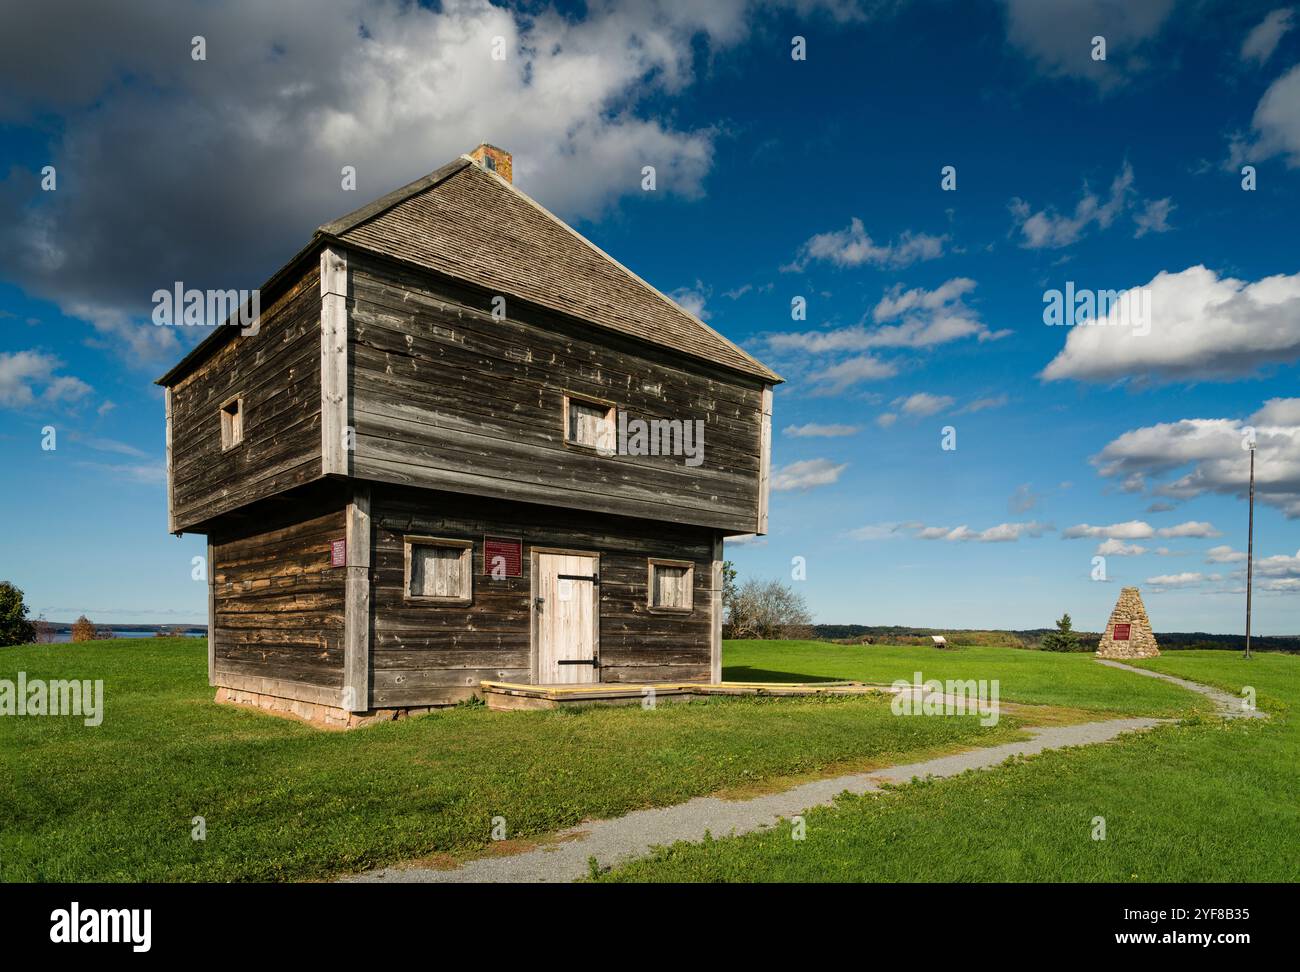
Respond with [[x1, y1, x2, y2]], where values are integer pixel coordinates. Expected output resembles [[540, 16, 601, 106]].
[[1113, 623, 1131, 641], [330, 538, 347, 567], [484, 536, 523, 577]]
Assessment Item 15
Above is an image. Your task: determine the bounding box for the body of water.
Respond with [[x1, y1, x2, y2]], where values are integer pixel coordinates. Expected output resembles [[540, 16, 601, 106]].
[[47, 630, 206, 643]]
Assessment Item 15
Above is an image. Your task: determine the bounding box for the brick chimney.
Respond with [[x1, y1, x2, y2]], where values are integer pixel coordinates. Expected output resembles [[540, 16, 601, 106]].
[[468, 143, 512, 183]]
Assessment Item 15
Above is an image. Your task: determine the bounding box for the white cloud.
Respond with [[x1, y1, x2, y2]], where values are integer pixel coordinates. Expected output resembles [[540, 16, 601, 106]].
[[808, 355, 898, 394], [65, 302, 181, 364], [1132, 197, 1175, 237], [1245, 549, 1300, 594], [0, 350, 92, 408], [1256, 548, 1300, 577], [1011, 162, 1172, 249], [44, 375, 94, 403], [765, 277, 1008, 396], [0, 0, 871, 365], [893, 392, 954, 417], [1119, 473, 1146, 493], [1042, 265, 1300, 382], [783, 422, 860, 437], [784, 218, 946, 271], [1097, 539, 1147, 556], [872, 277, 977, 320], [1155, 520, 1221, 539], [1241, 8, 1295, 65], [1253, 397, 1300, 425], [958, 394, 1010, 414], [73, 460, 166, 484], [868, 278, 1011, 349], [78, 436, 150, 459], [1206, 545, 1247, 564], [668, 280, 711, 320], [1092, 398, 1300, 517], [1001, 0, 1176, 92], [1066, 520, 1219, 541], [876, 412, 898, 429], [915, 521, 1052, 543], [847, 522, 905, 541], [1010, 162, 1135, 249], [0, 351, 56, 406], [1246, 62, 1300, 167], [1062, 520, 1154, 540], [1146, 572, 1204, 588], [769, 279, 1006, 354], [771, 457, 848, 491]]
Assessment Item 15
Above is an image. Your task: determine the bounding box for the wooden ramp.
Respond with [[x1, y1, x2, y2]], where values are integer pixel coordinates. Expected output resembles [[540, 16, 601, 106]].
[[479, 679, 887, 711]]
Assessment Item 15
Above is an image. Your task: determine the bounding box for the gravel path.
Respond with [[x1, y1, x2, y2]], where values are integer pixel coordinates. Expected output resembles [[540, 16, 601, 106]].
[[1095, 659, 1265, 719], [341, 659, 1260, 884]]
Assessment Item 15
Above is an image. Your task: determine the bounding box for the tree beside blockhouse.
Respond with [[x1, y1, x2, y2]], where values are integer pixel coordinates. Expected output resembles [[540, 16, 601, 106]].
[[157, 144, 780, 727]]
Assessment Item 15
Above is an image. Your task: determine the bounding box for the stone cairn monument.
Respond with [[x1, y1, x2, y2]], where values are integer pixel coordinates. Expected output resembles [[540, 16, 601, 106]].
[[1096, 586, 1160, 659]]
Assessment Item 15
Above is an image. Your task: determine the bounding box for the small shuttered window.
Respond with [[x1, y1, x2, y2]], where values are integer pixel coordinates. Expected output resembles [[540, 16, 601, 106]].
[[220, 397, 244, 450], [565, 396, 615, 453], [405, 537, 473, 604], [648, 559, 694, 613]]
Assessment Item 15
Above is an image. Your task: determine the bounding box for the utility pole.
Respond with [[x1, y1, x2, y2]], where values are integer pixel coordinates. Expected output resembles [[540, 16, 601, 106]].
[[1245, 441, 1255, 661]]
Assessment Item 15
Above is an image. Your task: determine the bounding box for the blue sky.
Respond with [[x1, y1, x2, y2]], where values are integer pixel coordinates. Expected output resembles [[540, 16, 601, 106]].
[[2, 0, 1299, 633]]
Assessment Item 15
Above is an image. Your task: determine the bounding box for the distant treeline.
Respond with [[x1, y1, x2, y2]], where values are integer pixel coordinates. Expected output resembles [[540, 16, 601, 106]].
[[38, 622, 207, 635], [811, 625, 1300, 653]]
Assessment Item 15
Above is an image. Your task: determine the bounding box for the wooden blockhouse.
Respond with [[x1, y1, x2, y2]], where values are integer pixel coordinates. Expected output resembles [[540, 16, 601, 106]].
[[157, 144, 780, 725]]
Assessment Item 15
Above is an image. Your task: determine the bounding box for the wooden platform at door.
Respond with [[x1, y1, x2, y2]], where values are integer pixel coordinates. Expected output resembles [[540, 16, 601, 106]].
[[478, 679, 883, 711]]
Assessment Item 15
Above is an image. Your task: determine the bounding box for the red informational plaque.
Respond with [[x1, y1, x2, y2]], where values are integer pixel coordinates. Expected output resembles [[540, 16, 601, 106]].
[[1113, 623, 1131, 641], [330, 538, 347, 567], [484, 536, 522, 577]]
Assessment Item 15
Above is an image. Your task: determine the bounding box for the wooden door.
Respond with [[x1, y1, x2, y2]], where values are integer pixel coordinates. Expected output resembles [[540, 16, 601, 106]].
[[535, 552, 599, 684]]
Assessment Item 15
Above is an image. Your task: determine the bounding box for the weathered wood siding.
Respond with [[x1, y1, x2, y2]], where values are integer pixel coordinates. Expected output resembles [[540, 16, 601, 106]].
[[169, 264, 324, 532], [370, 484, 716, 707], [210, 486, 347, 698], [347, 251, 765, 534]]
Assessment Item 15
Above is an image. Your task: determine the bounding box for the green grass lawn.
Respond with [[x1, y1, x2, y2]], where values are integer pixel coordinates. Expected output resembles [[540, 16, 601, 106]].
[[0, 637, 1067, 882], [1, 637, 1251, 882], [600, 648, 1300, 882], [725, 639, 1208, 716]]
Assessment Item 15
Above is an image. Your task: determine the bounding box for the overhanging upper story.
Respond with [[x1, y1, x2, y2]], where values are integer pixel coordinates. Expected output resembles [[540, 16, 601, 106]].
[[158, 146, 780, 538]]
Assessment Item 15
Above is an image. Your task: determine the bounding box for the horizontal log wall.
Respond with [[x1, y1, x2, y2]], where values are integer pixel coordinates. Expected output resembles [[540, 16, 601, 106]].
[[371, 484, 716, 707], [211, 485, 348, 697], [169, 263, 324, 532], [348, 251, 764, 533]]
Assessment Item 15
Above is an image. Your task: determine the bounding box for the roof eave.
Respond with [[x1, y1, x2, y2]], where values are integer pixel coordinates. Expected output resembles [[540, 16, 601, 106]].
[[153, 232, 328, 387]]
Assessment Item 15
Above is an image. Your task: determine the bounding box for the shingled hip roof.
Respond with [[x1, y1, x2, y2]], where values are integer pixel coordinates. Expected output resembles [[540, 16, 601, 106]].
[[320, 156, 780, 384]]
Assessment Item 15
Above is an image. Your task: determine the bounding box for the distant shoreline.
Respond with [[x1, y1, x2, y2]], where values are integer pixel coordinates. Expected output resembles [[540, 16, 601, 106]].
[[37, 623, 207, 634], [810, 624, 1300, 652]]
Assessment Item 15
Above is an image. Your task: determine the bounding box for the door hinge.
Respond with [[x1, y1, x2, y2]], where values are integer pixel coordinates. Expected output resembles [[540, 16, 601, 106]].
[[557, 573, 599, 584]]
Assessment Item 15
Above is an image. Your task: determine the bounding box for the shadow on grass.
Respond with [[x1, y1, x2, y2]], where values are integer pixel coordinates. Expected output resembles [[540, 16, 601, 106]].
[[722, 666, 843, 684]]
